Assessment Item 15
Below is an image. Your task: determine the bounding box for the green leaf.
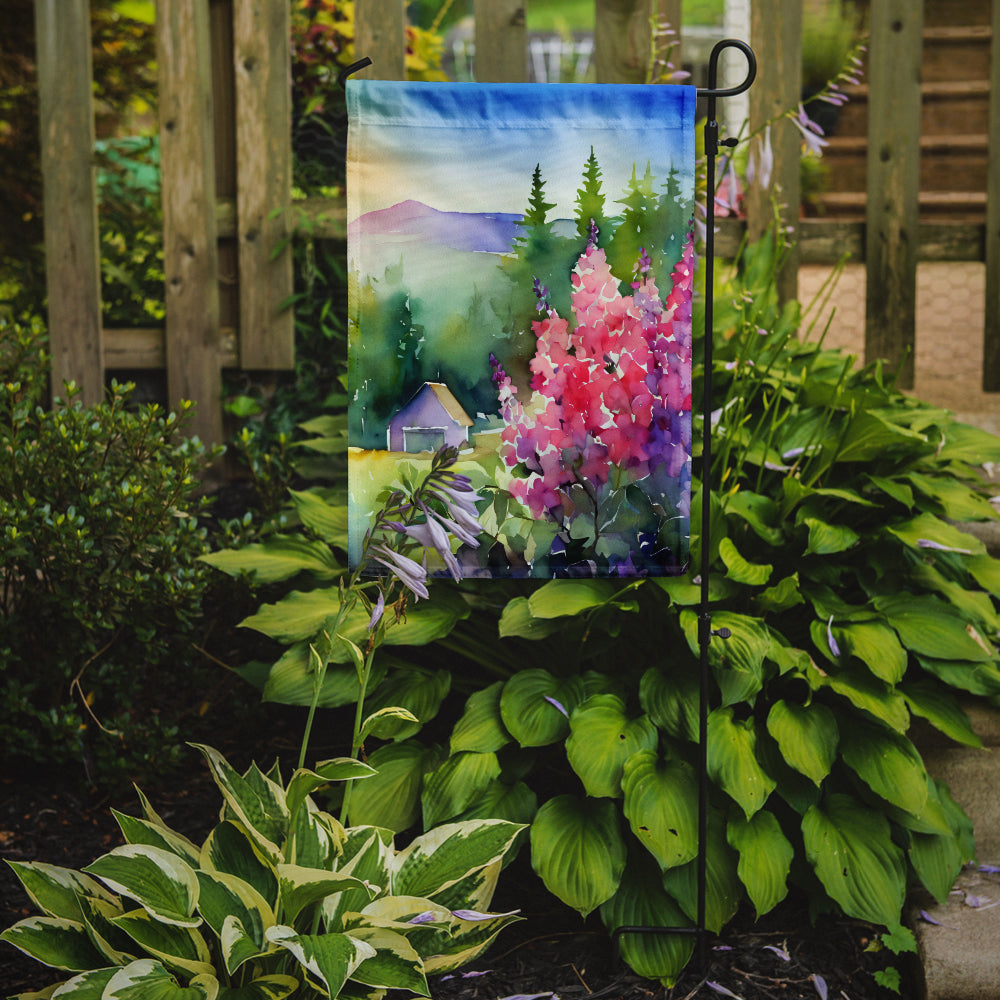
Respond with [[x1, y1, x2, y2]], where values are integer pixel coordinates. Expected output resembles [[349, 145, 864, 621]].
[[4, 862, 118, 923], [527, 579, 622, 618], [497, 597, 563, 640], [639, 664, 699, 742], [200, 536, 341, 584], [362, 667, 451, 740], [499, 670, 584, 747], [802, 793, 906, 926], [718, 537, 772, 586], [755, 573, 804, 614], [875, 594, 995, 662], [110, 909, 214, 978], [707, 707, 776, 819], [345, 926, 428, 994], [112, 812, 201, 868], [33, 967, 117, 998], [906, 472, 999, 521], [935, 421, 1000, 465], [103, 959, 218, 999], [599, 853, 694, 987], [901, 680, 982, 748], [811, 662, 910, 732], [530, 795, 626, 917], [835, 410, 927, 463], [909, 826, 965, 905], [216, 975, 299, 1000], [621, 751, 699, 871], [288, 488, 349, 544], [347, 740, 442, 832], [916, 655, 1000, 697], [803, 517, 859, 556], [0, 916, 107, 972], [285, 759, 376, 822], [421, 751, 502, 828], [195, 871, 273, 974], [724, 490, 784, 545], [265, 926, 374, 997], [276, 865, 373, 925], [680, 610, 770, 706], [260, 644, 379, 709], [199, 822, 278, 911], [886, 512, 985, 557], [727, 811, 793, 918], [566, 695, 658, 798], [835, 621, 908, 684], [450, 682, 511, 754], [839, 718, 929, 817], [83, 846, 200, 928], [452, 779, 538, 827], [360, 706, 421, 743], [765, 700, 838, 786]]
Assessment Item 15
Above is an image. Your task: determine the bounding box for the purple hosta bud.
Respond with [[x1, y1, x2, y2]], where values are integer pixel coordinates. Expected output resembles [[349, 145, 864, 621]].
[[746, 125, 774, 191], [407, 911, 438, 925], [367, 590, 385, 631], [791, 104, 828, 157], [533, 277, 550, 312], [917, 538, 973, 555], [371, 544, 429, 600], [706, 983, 742, 999], [544, 695, 568, 718], [811, 974, 828, 1000], [451, 908, 520, 921], [400, 510, 462, 581], [827, 615, 841, 658], [763, 944, 790, 962], [425, 500, 481, 549]]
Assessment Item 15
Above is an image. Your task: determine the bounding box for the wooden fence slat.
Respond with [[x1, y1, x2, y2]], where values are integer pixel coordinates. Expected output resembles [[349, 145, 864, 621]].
[[34, 0, 103, 405], [157, 0, 223, 445], [233, 0, 294, 370], [355, 0, 406, 80], [474, 0, 526, 82], [864, 0, 923, 390], [746, 0, 801, 305], [983, 0, 1000, 389]]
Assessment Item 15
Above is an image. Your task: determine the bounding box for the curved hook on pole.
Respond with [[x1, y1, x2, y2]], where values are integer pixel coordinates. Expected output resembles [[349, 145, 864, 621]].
[[697, 38, 756, 99], [337, 56, 373, 90]]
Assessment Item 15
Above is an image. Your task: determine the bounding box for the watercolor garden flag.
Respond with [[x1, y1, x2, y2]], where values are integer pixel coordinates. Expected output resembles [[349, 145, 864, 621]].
[[347, 80, 696, 578]]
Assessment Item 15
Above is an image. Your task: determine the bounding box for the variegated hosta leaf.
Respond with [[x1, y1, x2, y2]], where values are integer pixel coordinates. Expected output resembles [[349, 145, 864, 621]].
[[285, 760, 375, 825], [78, 894, 136, 966], [765, 700, 838, 786], [83, 846, 200, 928], [4, 861, 118, 922], [599, 853, 694, 987], [288, 802, 344, 871], [276, 864, 375, 925], [45, 966, 118, 997], [707, 707, 776, 819], [566, 695, 658, 798], [726, 810, 793, 918], [450, 681, 511, 754], [421, 751, 502, 829], [112, 810, 202, 868], [214, 974, 299, 1000], [110, 908, 214, 979], [838, 718, 929, 817], [0, 916, 107, 971], [529, 795, 626, 917], [265, 926, 375, 998], [391, 820, 524, 901], [802, 793, 906, 926], [344, 926, 429, 995], [499, 669, 585, 747], [621, 751, 699, 871], [424, 859, 501, 916], [102, 958, 218, 999], [421, 906, 523, 975], [322, 829, 393, 930], [190, 745, 287, 863], [200, 822, 278, 910], [195, 871, 274, 974], [347, 740, 443, 833]]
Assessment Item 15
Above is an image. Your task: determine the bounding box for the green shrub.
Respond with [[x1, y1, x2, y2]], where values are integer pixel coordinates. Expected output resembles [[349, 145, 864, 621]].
[[0, 317, 220, 784]]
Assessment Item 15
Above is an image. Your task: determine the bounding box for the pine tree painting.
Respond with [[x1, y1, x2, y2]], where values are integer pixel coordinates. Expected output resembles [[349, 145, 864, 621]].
[[347, 81, 697, 578]]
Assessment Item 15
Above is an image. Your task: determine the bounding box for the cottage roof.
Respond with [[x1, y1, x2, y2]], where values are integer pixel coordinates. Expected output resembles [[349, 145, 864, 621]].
[[403, 382, 473, 427]]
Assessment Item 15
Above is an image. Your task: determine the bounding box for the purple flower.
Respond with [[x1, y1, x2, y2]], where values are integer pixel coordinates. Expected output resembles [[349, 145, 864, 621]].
[[533, 277, 550, 312], [367, 590, 385, 631], [826, 616, 841, 658], [407, 911, 438, 925], [371, 544, 429, 600], [544, 695, 569, 718], [791, 104, 828, 156], [811, 974, 828, 1000], [747, 125, 773, 190], [706, 983, 742, 999], [451, 908, 520, 921], [917, 538, 972, 554], [399, 514, 462, 581]]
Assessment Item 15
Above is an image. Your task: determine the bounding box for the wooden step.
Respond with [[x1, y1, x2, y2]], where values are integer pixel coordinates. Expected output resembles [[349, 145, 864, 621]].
[[813, 189, 987, 222], [922, 25, 993, 83]]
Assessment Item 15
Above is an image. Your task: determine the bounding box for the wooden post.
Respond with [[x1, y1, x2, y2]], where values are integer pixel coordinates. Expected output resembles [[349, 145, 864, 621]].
[[233, 0, 294, 369], [34, 0, 104, 405], [474, 0, 526, 82], [157, 0, 223, 444], [594, 0, 655, 84], [354, 0, 406, 80], [746, 0, 801, 305], [983, 0, 1000, 390], [864, 0, 923, 389]]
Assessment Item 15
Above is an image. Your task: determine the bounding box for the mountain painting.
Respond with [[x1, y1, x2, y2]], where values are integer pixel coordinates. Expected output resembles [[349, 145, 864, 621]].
[[346, 80, 696, 578]]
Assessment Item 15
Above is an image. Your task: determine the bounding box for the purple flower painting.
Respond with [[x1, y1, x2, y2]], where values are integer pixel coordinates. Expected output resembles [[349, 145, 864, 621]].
[[346, 81, 696, 578]]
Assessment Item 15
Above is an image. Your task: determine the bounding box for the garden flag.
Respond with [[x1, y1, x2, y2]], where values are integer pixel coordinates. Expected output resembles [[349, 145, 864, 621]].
[[347, 80, 696, 578]]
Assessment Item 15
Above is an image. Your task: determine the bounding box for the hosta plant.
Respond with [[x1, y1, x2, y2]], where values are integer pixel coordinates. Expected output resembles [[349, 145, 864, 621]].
[[1, 743, 523, 999]]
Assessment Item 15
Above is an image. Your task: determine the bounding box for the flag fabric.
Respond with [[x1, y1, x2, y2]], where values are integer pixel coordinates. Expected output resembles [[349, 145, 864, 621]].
[[347, 80, 696, 578]]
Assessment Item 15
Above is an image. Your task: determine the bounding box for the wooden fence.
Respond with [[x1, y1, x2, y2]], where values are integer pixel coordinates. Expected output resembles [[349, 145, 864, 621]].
[[33, 0, 1000, 445]]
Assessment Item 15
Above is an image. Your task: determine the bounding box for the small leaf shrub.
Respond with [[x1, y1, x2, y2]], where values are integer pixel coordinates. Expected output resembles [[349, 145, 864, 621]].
[[1, 743, 523, 998], [206, 233, 1000, 985], [0, 317, 219, 783]]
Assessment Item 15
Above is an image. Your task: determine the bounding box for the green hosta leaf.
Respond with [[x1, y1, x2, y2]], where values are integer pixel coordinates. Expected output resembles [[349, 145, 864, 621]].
[[216, 975, 299, 1000], [866, 474, 914, 509], [265, 926, 375, 998], [345, 926, 428, 994], [453, 779, 538, 827], [802, 793, 906, 926], [718, 537, 772, 586], [0, 916, 107, 971], [103, 959, 218, 1000], [277, 865, 374, 925], [450, 682, 511, 754], [621, 751, 698, 871], [527, 579, 621, 618], [936, 421, 1000, 464], [347, 740, 442, 832], [680, 610, 770, 706], [4, 862, 118, 923], [803, 517, 859, 556], [909, 816, 966, 906], [755, 573, 804, 614], [360, 706, 421, 743], [260, 643, 385, 709], [966, 553, 1000, 597], [727, 811, 793, 918], [916, 655, 1000, 697], [190, 746, 287, 863], [707, 708, 776, 818], [111, 908, 214, 978], [765, 700, 838, 786], [661, 811, 741, 933], [497, 597, 563, 640], [38, 966, 117, 998], [421, 751, 502, 828], [218, 915, 270, 981], [200, 822, 278, 910], [839, 718, 929, 816], [835, 410, 927, 463], [393, 820, 524, 901], [195, 871, 273, 974], [200, 536, 341, 584], [285, 759, 375, 823], [322, 829, 393, 930], [724, 490, 784, 546], [288, 488, 349, 544], [639, 663, 699, 742], [362, 667, 451, 740], [811, 661, 910, 732], [112, 812, 201, 868], [875, 594, 995, 662], [906, 472, 998, 522], [76, 894, 135, 966], [886, 512, 985, 557], [530, 795, 626, 917], [901, 680, 982, 748], [835, 621, 907, 684], [499, 670, 584, 747], [566, 695, 658, 798], [910, 562, 1000, 633], [599, 853, 694, 987], [83, 846, 200, 928]]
